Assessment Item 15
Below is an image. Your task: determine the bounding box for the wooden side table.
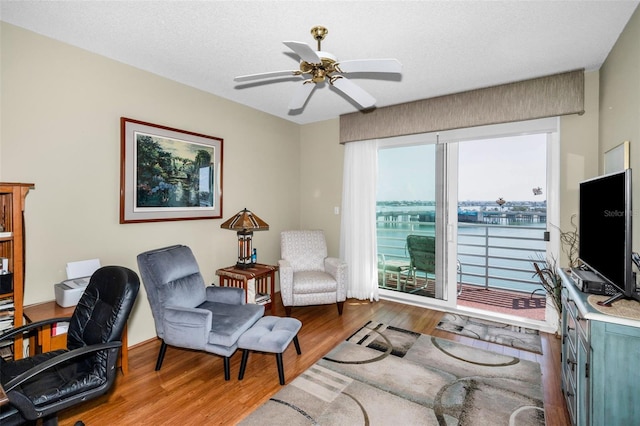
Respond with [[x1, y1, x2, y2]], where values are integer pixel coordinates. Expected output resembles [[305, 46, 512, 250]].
[[216, 263, 278, 314], [23, 301, 129, 374]]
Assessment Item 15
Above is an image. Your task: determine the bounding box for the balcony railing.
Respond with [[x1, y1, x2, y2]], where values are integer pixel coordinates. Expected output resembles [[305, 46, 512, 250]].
[[377, 218, 546, 294]]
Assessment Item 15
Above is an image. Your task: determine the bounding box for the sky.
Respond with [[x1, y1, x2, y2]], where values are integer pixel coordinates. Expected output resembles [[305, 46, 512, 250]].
[[153, 135, 215, 160], [377, 133, 547, 202]]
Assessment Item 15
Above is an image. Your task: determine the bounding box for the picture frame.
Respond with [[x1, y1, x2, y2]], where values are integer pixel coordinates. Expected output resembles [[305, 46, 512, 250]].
[[120, 117, 223, 223], [604, 140, 630, 174]]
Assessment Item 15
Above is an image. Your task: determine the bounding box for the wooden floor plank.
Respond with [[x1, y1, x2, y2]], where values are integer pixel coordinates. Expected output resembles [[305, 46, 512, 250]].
[[56, 296, 570, 425]]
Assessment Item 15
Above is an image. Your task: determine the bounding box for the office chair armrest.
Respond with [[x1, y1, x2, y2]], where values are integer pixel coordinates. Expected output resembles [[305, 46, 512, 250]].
[[205, 285, 245, 305], [163, 306, 212, 349], [3, 341, 122, 393], [0, 317, 72, 342]]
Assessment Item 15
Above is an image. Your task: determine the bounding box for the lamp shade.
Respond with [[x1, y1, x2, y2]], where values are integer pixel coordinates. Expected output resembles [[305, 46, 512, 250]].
[[220, 208, 269, 231]]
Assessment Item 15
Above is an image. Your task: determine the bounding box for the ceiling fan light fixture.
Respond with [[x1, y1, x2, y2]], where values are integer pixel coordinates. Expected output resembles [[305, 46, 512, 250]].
[[300, 56, 338, 83]]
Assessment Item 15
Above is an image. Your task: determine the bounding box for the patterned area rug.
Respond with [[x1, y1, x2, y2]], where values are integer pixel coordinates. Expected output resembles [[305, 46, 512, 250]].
[[436, 313, 543, 354], [239, 321, 545, 425]]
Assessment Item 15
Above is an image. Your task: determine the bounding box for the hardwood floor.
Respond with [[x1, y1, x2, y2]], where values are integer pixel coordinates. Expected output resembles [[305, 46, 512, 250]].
[[58, 296, 571, 425]]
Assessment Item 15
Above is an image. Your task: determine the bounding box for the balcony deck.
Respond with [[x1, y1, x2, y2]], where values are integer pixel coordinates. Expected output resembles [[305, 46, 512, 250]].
[[457, 284, 546, 320], [379, 276, 546, 321]]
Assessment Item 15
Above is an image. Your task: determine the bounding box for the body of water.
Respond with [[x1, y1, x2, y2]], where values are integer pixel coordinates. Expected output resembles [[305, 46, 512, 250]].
[[377, 205, 546, 293]]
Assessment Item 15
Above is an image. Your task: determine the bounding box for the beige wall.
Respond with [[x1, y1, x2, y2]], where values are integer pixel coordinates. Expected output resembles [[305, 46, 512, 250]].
[[599, 5, 640, 254], [558, 71, 600, 262], [298, 119, 343, 256], [0, 23, 300, 346]]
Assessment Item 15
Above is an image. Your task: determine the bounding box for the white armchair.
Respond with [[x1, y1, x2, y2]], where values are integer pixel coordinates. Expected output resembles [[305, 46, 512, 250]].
[[279, 230, 347, 316]]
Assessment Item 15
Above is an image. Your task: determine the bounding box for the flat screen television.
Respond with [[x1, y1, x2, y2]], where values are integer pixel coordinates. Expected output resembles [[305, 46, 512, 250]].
[[578, 168, 638, 305]]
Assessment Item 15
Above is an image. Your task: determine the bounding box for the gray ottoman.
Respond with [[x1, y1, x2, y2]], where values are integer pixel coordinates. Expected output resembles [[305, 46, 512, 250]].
[[237, 316, 302, 385]]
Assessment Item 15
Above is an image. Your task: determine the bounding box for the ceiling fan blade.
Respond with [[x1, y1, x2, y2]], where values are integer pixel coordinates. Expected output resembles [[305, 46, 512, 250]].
[[234, 70, 299, 82], [331, 77, 376, 109], [283, 41, 321, 64], [288, 83, 316, 110], [337, 59, 402, 74]]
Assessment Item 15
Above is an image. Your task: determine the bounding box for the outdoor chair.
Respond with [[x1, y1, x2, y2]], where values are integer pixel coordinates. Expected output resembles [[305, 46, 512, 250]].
[[404, 235, 436, 290], [378, 254, 410, 290]]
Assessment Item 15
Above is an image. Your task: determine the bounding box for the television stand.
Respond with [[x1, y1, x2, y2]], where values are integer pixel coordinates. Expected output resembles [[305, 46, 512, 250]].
[[597, 291, 626, 306], [597, 284, 640, 307], [559, 268, 640, 425]]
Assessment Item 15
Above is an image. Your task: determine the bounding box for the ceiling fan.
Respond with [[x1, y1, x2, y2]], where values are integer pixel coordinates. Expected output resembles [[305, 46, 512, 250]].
[[234, 26, 402, 111]]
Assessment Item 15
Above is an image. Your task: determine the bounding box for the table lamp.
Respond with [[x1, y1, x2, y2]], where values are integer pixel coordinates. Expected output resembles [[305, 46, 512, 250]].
[[220, 208, 269, 269]]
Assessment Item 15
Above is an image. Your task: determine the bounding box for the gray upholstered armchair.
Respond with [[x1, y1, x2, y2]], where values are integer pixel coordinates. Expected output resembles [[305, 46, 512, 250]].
[[279, 230, 347, 316], [137, 245, 264, 380]]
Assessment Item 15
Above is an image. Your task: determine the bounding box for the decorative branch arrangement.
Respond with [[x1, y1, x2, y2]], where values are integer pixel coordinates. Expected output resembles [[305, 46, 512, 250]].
[[533, 256, 563, 316], [531, 214, 580, 324], [551, 214, 580, 268]]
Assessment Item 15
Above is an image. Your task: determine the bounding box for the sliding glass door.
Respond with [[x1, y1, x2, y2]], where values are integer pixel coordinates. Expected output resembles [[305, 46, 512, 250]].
[[377, 134, 448, 301], [375, 118, 560, 327], [455, 133, 550, 318]]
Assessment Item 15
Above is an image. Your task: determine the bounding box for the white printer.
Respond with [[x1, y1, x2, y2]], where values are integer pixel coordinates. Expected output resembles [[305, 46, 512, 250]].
[[54, 259, 101, 307]]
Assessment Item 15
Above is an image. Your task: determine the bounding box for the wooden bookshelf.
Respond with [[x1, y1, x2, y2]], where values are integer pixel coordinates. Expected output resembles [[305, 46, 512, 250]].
[[0, 182, 34, 360]]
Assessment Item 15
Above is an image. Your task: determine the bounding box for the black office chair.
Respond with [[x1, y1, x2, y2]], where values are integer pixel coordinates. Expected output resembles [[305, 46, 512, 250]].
[[0, 265, 140, 426]]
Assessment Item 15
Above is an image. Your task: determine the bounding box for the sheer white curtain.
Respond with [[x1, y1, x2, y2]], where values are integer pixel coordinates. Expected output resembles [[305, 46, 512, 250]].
[[340, 139, 379, 301]]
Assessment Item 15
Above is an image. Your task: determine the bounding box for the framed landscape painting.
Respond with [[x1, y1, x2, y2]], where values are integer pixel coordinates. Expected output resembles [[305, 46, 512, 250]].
[[120, 117, 223, 223]]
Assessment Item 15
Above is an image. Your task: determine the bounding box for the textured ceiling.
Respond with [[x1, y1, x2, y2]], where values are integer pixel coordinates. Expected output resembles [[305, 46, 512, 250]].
[[1, 1, 638, 125]]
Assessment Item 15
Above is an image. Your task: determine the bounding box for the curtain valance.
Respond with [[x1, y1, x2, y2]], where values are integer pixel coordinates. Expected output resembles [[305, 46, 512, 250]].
[[339, 69, 584, 143]]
